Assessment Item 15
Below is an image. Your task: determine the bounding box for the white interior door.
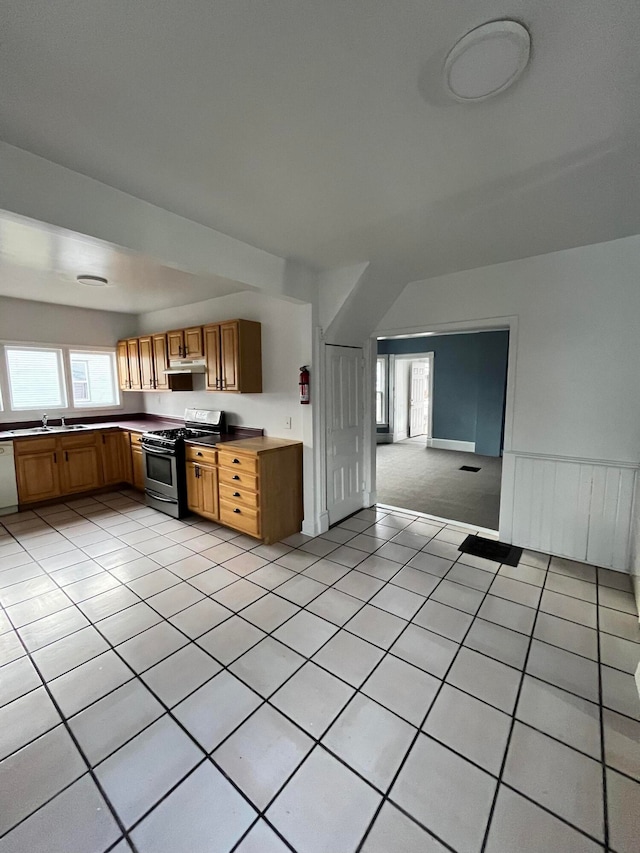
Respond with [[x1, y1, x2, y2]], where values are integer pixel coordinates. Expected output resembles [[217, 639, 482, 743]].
[[409, 359, 430, 437], [326, 345, 364, 524]]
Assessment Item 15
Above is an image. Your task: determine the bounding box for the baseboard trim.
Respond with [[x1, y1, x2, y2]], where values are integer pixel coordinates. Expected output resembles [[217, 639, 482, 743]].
[[376, 434, 394, 444], [428, 438, 476, 453]]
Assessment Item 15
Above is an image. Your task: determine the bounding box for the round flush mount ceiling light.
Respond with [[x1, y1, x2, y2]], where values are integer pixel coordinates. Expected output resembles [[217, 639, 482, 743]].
[[76, 274, 111, 287], [444, 20, 531, 102]]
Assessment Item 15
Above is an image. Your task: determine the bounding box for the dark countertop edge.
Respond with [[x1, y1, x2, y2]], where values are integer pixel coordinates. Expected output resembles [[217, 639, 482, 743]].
[[0, 418, 264, 442]]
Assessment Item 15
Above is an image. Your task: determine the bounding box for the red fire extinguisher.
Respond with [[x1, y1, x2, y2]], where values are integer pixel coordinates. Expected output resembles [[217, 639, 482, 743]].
[[299, 366, 310, 404]]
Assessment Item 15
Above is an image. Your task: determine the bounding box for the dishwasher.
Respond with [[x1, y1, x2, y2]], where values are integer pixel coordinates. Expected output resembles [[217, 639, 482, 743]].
[[0, 442, 18, 516]]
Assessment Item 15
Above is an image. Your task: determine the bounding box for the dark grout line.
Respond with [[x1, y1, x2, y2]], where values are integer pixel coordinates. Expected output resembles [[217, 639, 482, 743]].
[[595, 570, 610, 851], [478, 551, 551, 852], [0, 622, 141, 852], [1, 497, 638, 852]]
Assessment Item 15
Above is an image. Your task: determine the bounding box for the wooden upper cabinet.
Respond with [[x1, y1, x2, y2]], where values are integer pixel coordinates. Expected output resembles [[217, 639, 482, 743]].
[[153, 334, 170, 391], [167, 327, 203, 359], [220, 322, 240, 391], [204, 324, 222, 391], [167, 330, 184, 360], [138, 336, 155, 391], [184, 327, 204, 358], [204, 320, 262, 393], [116, 340, 131, 390], [127, 338, 142, 390]]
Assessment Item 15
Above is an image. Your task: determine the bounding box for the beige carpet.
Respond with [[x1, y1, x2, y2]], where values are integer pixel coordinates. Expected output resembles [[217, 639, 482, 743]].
[[376, 439, 502, 529]]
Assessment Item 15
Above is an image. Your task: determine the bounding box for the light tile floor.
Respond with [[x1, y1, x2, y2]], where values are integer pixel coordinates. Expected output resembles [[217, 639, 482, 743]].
[[0, 492, 639, 853]]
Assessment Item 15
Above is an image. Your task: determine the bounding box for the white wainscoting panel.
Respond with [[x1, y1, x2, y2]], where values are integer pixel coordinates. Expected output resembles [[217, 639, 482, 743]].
[[502, 452, 637, 571]]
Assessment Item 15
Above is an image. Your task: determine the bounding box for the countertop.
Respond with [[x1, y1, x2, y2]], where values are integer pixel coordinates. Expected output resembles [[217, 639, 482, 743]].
[[0, 417, 267, 445], [0, 416, 183, 441]]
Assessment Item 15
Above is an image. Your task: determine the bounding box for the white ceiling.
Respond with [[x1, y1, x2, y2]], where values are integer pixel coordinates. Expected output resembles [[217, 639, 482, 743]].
[[0, 0, 639, 298], [0, 211, 253, 313]]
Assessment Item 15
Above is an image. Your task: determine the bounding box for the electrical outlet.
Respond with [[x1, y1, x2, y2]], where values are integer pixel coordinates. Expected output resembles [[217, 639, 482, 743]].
[[284, 417, 292, 429]]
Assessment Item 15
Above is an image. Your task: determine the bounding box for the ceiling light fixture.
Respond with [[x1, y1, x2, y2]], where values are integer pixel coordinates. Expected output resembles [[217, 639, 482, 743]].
[[444, 20, 531, 102], [76, 274, 110, 287]]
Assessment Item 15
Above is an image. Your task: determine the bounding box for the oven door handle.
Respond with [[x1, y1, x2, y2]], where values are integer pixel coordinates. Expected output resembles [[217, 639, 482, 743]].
[[145, 489, 177, 503], [141, 444, 175, 457]]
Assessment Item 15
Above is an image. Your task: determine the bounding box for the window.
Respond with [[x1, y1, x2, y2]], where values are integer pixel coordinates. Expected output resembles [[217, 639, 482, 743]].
[[69, 351, 118, 407], [376, 355, 388, 424], [6, 347, 67, 410]]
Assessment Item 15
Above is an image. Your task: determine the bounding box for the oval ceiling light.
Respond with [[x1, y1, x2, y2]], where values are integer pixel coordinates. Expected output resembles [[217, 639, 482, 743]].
[[76, 274, 110, 287], [444, 20, 531, 102]]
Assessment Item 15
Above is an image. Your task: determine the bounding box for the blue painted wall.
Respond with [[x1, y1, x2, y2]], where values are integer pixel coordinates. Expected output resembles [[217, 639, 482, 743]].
[[378, 330, 509, 456]]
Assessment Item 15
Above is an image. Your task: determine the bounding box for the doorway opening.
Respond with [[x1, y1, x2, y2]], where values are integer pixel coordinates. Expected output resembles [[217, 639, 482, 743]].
[[375, 329, 508, 530]]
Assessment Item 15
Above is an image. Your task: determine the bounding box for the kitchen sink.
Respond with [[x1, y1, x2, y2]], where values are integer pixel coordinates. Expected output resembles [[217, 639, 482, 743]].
[[6, 424, 88, 435]]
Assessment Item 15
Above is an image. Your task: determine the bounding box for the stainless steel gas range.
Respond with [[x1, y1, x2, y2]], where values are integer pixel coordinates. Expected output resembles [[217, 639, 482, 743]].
[[141, 408, 226, 518]]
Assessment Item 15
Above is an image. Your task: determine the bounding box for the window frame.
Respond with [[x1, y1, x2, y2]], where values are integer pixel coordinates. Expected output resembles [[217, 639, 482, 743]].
[[0, 341, 123, 418], [5, 345, 68, 411], [375, 354, 389, 426], [68, 349, 119, 409]]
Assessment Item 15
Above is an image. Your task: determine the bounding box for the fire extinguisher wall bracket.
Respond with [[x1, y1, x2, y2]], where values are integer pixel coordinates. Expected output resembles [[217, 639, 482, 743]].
[[299, 365, 310, 405]]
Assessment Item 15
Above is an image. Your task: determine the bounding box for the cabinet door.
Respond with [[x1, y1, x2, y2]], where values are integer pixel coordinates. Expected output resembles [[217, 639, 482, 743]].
[[15, 452, 60, 503], [184, 326, 204, 358], [186, 461, 201, 513], [61, 445, 102, 494], [204, 324, 222, 391], [220, 322, 239, 391], [120, 432, 133, 485], [138, 336, 155, 390], [153, 334, 170, 391], [127, 339, 142, 390], [131, 447, 145, 491], [199, 464, 219, 519], [116, 341, 131, 390], [100, 432, 124, 485], [167, 330, 184, 359]]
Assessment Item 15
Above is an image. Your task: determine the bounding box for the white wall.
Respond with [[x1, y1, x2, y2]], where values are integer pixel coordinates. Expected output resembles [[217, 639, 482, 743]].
[[0, 295, 142, 421], [378, 235, 640, 570], [630, 481, 640, 617], [136, 290, 316, 530]]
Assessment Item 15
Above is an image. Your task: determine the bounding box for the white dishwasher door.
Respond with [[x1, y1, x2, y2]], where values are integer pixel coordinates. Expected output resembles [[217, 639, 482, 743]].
[[0, 442, 18, 514]]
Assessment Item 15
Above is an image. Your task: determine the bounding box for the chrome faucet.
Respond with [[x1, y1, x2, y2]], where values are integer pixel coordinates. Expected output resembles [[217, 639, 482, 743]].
[[42, 413, 48, 428], [60, 416, 66, 428]]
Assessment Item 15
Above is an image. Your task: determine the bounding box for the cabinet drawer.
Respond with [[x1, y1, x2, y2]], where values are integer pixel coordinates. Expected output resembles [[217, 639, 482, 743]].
[[185, 445, 217, 465], [217, 451, 259, 475], [129, 431, 144, 448], [59, 432, 97, 449], [219, 482, 259, 508], [14, 437, 56, 454], [219, 501, 260, 536], [217, 467, 259, 491]]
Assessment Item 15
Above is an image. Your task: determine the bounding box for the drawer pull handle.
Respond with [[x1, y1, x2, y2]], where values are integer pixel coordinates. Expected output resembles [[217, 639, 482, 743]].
[[196, 452, 203, 457], [233, 491, 240, 497], [232, 475, 240, 480], [233, 508, 241, 513], [232, 458, 240, 464]]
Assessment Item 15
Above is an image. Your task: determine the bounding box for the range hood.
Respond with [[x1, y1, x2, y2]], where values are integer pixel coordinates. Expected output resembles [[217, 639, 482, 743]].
[[164, 358, 206, 374]]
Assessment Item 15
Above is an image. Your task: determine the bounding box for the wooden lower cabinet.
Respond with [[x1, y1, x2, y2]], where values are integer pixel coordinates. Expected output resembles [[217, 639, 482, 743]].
[[15, 438, 60, 503], [186, 460, 219, 521], [187, 437, 302, 543], [129, 432, 146, 491], [15, 429, 138, 505], [15, 433, 102, 503], [60, 440, 101, 494], [99, 431, 129, 485]]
